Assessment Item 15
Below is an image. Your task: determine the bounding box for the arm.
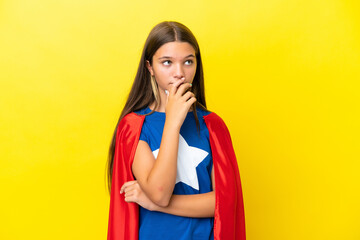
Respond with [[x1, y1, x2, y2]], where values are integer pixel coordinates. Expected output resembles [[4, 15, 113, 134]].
[[122, 164, 215, 218], [132, 128, 179, 208], [155, 165, 215, 217], [131, 81, 196, 207]]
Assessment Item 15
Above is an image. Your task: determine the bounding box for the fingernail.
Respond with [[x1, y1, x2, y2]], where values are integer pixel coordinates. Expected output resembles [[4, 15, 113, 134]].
[[190, 83, 192, 87], [165, 90, 169, 95]]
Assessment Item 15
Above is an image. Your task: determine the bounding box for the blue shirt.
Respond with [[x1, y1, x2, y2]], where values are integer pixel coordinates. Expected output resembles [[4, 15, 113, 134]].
[[134, 106, 214, 240]]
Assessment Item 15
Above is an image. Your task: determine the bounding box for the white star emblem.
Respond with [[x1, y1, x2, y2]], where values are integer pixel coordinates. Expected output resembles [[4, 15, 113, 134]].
[[152, 134, 209, 191]]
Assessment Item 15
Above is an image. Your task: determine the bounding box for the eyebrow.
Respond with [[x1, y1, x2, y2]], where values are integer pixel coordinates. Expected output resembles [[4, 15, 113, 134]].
[[158, 54, 195, 60]]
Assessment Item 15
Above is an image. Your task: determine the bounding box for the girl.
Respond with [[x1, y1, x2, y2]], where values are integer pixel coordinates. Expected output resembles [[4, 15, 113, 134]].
[[107, 21, 246, 240]]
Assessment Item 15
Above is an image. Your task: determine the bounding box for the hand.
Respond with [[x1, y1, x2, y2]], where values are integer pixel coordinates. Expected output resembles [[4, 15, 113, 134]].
[[165, 78, 197, 129], [120, 180, 158, 211]]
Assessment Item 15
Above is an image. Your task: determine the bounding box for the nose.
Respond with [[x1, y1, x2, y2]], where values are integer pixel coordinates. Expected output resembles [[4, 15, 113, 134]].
[[173, 63, 185, 80]]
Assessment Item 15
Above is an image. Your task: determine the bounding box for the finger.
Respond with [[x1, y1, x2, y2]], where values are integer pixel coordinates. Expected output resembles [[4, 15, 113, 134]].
[[124, 182, 141, 194], [124, 188, 139, 202], [164, 89, 169, 104], [166, 92, 169, 105], [124, 195, 135, 203], [120, 181, 136, 194], [181, 91, 195, 102], [123, 183, 140, 195], [176, 82, 192, 97], [120, 180, 137, 194], [169, 78, 185, 95], [124, 188, 135, 198], [186, 96, 197, 106], [123, 184, 135, 194]]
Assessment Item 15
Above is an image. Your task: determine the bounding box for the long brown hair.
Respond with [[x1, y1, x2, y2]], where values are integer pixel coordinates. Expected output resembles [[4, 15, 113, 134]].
[[106, 21, 208, 194]]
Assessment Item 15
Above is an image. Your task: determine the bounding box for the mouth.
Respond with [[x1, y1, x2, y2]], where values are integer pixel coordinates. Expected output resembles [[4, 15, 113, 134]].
[[170, 80, 188, 84], [170, 77, 187, 84]]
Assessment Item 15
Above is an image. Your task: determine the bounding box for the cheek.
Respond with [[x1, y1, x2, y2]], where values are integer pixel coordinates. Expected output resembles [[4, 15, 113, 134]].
[[154, 69, 169, 82], [153, 65, 169, 76], [152, 67, 164, 79], [153, 69, 171, 88], [187, 67, 197, 79]]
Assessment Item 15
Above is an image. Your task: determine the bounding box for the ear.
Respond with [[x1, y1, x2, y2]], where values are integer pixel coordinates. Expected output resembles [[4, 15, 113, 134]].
[[146, 60, 154, 76]]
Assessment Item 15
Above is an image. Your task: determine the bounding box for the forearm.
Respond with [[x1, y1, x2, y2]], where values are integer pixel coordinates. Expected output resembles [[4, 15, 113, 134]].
[[153, 191, 215, 218], [146, 120, 180, 206]]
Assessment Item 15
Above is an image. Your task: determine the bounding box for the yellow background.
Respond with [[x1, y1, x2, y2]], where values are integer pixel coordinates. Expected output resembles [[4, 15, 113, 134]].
[[1, 0, 359, 239]]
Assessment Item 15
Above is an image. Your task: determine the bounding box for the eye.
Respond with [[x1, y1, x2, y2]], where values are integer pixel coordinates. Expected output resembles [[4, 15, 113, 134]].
[[162, 60, 171, 66], [185, 60, 193, 65]]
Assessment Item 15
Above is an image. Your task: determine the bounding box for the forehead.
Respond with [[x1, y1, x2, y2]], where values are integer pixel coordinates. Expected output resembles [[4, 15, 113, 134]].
[[154, 41, 195, 58]]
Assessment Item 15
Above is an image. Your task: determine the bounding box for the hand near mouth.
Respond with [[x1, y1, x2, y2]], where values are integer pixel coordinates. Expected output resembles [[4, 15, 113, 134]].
[[164, 78, 196, 130], [165, 77, 190, 96]]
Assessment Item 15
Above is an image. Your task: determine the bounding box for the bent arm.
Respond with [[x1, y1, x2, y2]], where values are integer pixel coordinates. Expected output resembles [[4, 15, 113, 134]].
[[154, 191, 215, 218], [152, 165, 216, 218], [132, 122, 180, 207], [123, 164, 216, 217]]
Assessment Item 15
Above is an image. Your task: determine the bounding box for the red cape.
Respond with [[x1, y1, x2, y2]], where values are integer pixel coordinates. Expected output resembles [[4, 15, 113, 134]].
[[107, 111, 246, 240]]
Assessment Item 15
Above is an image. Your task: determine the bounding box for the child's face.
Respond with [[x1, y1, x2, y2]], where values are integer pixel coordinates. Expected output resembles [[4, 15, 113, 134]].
[[147, 41, 197, 92]]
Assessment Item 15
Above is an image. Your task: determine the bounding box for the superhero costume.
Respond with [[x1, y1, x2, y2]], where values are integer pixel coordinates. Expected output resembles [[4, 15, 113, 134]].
[[137, 106, 214, 239], [107, 110, 246, 240]]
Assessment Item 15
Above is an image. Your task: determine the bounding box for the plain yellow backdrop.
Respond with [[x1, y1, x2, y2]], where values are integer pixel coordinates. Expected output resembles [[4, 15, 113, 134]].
[[1, 0, 359, 239]]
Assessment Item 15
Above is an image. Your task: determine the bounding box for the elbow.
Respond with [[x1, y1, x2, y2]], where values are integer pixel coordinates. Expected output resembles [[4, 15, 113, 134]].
[[150, 191, 171, 208], [155, 199, 170, 208], [143, 180, 174, 207]]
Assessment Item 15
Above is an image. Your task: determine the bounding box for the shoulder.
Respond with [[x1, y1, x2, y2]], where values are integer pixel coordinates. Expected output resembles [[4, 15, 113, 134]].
[[197, 107, 230, 131], [202, 110, 226, 125], [120, 112, 145, 124], [195, 106, 212, 118], [133, 107, 149, 116], [201, 110, 232, 135], [202, 111, 234, 143], [120, 106, 149, 124], [116, 111, 145, 137]]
